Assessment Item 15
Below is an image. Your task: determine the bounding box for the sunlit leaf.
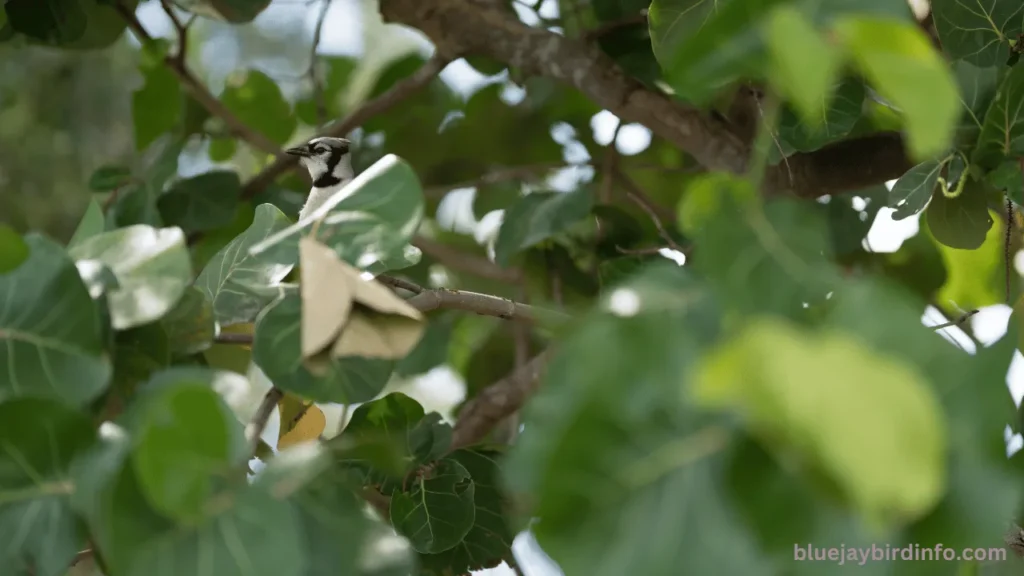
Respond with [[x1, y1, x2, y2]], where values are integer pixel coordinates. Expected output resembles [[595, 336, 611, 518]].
[[69, 225, 192, 330], [694, 318, 947, 526], [888, 158, 942, 220], [195, 203, 293, 327], [835, 16, 959, 160], [249, 155, 424, 275]]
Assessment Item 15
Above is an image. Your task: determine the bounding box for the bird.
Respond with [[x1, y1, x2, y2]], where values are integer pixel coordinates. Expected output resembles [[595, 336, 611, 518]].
[[285, 136, 354, 221]]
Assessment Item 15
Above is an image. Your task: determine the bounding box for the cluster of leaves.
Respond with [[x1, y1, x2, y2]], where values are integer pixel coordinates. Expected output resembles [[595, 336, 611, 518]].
[[7, 0, 1024, 575]]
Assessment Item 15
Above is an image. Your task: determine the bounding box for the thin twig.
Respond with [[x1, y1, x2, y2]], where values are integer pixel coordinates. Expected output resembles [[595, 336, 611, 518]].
[[115, 1, 280, 155], [212, 286, 563, 347], [308, 0, 332, 128], [616, 245, 667, 256], [614, 170, 689, 254], [215, 332, 254, 345], [599, 122, 623, 203], [928, 308, 979, 331], [242, 54, 450, 199], [246, 388, 284, 458], [377, 274, 425, 294], [406, 289, 568, 324]]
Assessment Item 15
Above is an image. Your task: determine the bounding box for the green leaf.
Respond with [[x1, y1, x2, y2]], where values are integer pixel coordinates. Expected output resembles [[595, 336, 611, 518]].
[[925, 181, 994, 250], [418, 449, 516, 574], [0, 225, 28, 273], [72, 430, 306, 576], [127, 368, 246, 522], [775, 77, 864, 154], [132, 65, 182, 151], [157, 170, 241, 233], [936, 209, 1004, 310], [682, 174, 836, 317], [110, 323, 171, 404], [68, 200, 108, 254], [0, 235, 111, 406], [650, 0, 787, 104], [0, 398, 96, 576], [494, 189, 593, 266], [248, 155, 425, 274], [160, 286, 216, 355], [972, 63, 1024, 171], [989, 158, 1024, 204], [694, 318, 947, 526], [504, 265, 771, 576], [951, 61, 1000, 150], [220, 70, 296, 146], [835, 16, 960, 160], [69, 225, 192, 330], [256, 443, 415, 576], [389, 458, 476, 554], [889, 158, 942, 220], [207, 137, 236, 162], [764, 5, 841, 128], [194, 203, 293, 327], [252, 295, 394, 404], [932, 0, 1023, 67], [88, 165, 133, 192], [5, 0, 85, 44]]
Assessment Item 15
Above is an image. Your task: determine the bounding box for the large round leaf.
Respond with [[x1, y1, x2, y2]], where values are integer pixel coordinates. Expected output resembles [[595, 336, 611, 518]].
[[0, 398, 96, 576], [0, 234, 111, 406], [69, 225, 192, 330]]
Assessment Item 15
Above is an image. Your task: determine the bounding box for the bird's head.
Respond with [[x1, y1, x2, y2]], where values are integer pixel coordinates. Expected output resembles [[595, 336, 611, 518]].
[[285, 136, 353, 188]]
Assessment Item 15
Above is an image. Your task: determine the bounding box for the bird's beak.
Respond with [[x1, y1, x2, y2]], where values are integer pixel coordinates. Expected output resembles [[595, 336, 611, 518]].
[[285, 147, 310, 157]]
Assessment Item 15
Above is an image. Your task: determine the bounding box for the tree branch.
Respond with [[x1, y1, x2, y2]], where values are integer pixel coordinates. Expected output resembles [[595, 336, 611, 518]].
[[115, 1, 281, 156], [307, 0, 333, 128], [241, 54, 450, 199], [246, 388, 284, 458], [377, 0, 913, 198], [406, 289, 568, 324], [449, 352, 550, 451]]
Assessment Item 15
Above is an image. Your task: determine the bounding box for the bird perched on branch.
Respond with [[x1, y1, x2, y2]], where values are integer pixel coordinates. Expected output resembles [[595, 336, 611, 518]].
[[285, 136, 354, 221]]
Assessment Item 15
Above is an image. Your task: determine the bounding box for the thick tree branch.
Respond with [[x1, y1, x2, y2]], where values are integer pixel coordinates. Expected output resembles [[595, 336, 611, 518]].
[[377, 0, 914, 198], [115, 1, 281, 156], [241, 54, 449, 199], [449, 352, 550, 451]]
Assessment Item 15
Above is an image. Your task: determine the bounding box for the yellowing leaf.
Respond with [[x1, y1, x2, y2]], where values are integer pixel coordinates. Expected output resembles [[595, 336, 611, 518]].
[[693, 319, 947, 526], [298, 237, 425, 361], [299, 238, 355, 357], [277, 393, 326, 450]]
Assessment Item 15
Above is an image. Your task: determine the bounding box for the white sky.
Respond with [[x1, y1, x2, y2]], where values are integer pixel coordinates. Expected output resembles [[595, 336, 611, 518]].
[[135, 1, 1024, 573]]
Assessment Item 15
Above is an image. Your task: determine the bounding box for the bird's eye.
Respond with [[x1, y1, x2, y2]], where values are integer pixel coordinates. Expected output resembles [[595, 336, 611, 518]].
[[315, 147, 328, 154]]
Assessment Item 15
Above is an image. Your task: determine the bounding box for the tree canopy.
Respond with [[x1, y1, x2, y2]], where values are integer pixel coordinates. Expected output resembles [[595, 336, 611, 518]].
[[4, 0, 1024, 575]]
